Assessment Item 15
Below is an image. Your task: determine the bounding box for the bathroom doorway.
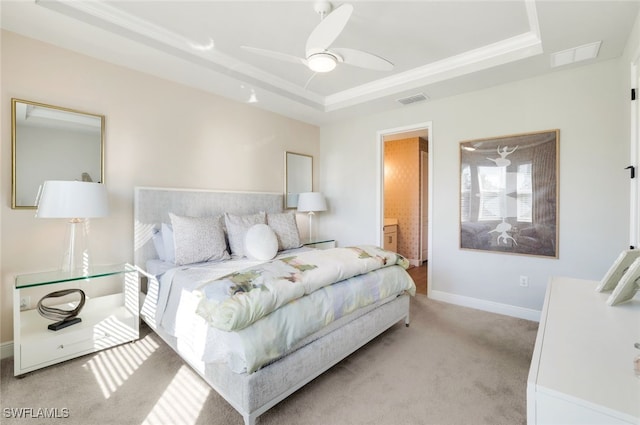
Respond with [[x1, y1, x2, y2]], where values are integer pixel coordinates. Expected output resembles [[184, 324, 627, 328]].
[[377, 122, 432, 294]]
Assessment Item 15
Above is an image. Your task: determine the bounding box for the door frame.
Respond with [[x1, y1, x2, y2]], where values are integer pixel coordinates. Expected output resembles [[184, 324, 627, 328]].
[[376, 121, 433, 295], [631, 50, 640, 247]]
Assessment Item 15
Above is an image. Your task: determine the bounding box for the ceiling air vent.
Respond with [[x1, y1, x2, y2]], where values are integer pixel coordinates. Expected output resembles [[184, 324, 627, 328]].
[[397, 93, 429, 106]]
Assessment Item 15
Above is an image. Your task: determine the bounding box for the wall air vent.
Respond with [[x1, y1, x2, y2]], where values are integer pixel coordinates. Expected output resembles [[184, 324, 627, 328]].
[[397, 93, 429, 106]]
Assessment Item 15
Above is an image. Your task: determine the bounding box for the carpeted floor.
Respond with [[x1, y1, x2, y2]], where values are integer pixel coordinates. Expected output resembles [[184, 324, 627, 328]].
[[0, 295, 537, 425]]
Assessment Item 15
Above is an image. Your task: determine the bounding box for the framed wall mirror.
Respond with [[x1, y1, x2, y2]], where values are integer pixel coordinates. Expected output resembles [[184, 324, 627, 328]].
[[460, 129, 559, 258], [285, 151, 312, 209], [11, 98, 105, 209]]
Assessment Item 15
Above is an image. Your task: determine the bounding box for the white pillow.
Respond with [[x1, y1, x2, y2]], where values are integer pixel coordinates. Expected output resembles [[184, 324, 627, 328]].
[[244, 224, 278, 261], [161, 223, 175, 264], [152, 227, 166, 261], [225, 212, 266, 257]]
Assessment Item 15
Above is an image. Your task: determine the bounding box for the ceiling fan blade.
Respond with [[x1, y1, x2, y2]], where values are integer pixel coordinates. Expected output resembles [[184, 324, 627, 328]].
[[332, 47, 394, 71], [241, 46, 307, 66], [305, 3, 353, 55]]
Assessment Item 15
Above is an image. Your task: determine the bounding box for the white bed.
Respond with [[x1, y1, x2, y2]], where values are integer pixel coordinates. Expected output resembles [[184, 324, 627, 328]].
[[133, 186, 415, 424]]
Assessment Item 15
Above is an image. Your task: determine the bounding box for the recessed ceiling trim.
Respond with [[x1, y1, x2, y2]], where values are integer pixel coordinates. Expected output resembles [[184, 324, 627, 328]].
[[37, 0, 326, 107], [324, 31, 543, 111], [524, 0, 541, 40], [37, 0, 543, 114], [323, 1, 542, 110]]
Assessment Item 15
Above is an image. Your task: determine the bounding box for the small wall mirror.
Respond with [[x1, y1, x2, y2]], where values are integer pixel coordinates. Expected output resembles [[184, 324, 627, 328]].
[[11, 98, 105, 209], [285, 151, 312, 209]]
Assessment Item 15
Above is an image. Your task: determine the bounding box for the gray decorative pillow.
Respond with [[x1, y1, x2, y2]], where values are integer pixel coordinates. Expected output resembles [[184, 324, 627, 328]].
[[169, 213, 229, 266], [224, 212, 266, 257], [266, 212, 301, 250]]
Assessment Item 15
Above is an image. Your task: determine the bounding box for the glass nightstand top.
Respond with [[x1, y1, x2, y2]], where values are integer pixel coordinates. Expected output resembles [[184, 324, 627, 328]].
[[302, 239, 335, 246], [15, 264, 137, 289]]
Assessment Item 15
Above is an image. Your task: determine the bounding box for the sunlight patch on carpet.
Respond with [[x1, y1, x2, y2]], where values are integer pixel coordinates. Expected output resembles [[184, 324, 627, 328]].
[[83, 333, 160, 399], [141, 365, 211, 425]]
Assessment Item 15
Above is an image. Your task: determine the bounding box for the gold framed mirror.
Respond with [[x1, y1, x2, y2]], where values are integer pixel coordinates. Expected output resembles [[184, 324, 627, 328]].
[[285, 151, 312, 209], [11, 98, 105, 209]]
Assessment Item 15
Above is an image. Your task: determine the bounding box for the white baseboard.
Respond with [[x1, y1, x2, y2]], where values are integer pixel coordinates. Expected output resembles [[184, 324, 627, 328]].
[[429, 289, 541, 322], [1, 341, 13, 360]]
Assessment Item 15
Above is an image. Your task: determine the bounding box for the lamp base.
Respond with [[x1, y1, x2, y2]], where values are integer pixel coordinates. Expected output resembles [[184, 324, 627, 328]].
[[61, 218, 91, 273], [307, 211, 316, 243]]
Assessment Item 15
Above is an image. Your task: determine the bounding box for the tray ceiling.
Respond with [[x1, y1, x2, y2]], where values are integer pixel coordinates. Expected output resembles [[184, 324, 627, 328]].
[[1, 1, 638, 124]]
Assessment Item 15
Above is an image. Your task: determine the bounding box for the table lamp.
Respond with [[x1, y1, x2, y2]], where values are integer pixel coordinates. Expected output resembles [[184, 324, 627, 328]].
[[36, 180, 109, 273], [297, 192, 327, 243]]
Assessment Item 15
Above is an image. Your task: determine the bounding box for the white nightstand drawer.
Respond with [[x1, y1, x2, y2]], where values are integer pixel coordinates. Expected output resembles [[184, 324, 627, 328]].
[[20, 311, 138, 369], [21, 327, 114, 369]]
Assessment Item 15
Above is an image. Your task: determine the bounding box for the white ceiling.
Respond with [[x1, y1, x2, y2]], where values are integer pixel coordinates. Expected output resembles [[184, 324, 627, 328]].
[[2, 1, 638, 125]]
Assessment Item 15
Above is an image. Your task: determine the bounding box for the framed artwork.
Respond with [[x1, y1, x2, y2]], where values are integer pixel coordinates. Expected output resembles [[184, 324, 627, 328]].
[[459, 129, 559, 258]]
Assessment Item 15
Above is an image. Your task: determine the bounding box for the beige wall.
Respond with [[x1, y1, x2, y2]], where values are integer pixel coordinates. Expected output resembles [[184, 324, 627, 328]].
[[0, 31, 319, 344]]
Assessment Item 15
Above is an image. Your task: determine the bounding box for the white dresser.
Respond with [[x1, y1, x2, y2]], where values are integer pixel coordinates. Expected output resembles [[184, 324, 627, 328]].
[[527, 277, 640, 424]]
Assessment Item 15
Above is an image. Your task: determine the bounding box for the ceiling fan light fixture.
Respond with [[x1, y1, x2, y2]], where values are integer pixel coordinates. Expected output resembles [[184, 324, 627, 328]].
[[307, 52, 337, 73]]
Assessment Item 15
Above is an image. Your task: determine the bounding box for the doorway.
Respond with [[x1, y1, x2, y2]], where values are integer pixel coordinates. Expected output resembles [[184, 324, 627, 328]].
[[377, 122, 433, 295]]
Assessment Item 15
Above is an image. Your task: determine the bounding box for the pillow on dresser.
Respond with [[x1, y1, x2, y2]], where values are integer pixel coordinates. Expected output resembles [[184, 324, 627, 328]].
[[224, 212, 266, 257], [169, 213, 229, 265], [266, 211, 301, 251], [244, 224, 278, 260]]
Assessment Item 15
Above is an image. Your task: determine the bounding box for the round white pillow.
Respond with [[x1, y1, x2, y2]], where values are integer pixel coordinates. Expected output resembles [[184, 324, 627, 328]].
[[244, 224, 278, 260]]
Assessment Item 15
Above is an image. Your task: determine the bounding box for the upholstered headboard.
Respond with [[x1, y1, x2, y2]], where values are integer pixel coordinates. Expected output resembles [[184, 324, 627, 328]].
[[134, 187, 284, 269]]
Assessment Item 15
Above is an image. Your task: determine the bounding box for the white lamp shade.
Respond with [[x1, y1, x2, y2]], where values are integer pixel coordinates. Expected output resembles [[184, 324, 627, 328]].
[[36, 181, 109, 218], [297, 192, 327, 212]]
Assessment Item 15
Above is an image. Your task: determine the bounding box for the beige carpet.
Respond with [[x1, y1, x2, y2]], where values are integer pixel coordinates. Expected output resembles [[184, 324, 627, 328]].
[[0, 295, 538, 425]]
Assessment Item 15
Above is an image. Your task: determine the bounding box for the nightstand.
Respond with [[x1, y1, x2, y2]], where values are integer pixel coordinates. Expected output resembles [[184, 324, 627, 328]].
[[303, 239, 336, 249], [13, 264, 139, 376]]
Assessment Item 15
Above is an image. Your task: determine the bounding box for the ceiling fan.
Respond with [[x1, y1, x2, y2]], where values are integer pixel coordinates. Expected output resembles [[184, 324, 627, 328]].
[[241, 1, 394, 73]]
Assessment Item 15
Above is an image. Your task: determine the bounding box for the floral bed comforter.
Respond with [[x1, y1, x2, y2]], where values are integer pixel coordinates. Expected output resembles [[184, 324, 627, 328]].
[[146, 245, 415, 373], [195, 245, 412, 331]]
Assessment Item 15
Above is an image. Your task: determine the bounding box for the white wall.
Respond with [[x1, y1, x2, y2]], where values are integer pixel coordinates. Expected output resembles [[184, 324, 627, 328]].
[[0, 31, 319, 343], [320, 58, 630, 318]]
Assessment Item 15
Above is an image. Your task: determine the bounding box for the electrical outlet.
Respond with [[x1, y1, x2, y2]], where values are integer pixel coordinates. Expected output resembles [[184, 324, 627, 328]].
[[519, 276, 529, 287], [20, 296, 30, 311]]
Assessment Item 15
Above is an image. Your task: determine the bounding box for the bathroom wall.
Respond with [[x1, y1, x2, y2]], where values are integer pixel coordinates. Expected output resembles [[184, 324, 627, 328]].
[[383, 137, 427, 263]]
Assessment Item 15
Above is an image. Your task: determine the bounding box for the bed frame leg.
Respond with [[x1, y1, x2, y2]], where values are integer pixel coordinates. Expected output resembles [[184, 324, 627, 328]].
[[244, 413, 257, 425], [405, 315, 410, 327]]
